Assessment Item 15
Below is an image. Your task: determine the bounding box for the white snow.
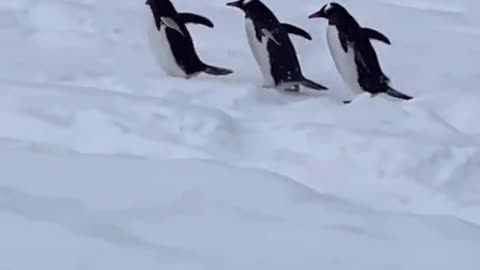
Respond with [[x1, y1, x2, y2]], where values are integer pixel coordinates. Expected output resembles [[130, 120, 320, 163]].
[[1, 0, 480, 269]]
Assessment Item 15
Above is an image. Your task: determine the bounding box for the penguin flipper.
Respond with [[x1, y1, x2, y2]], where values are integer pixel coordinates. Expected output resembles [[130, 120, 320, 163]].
[[362, 28, 391, 45], [203, 65, 233, 76], [339, 32, 349, 52], [160, 17, 185, 36], [385, 86, 413, 100], [179, 13, 214, 28], [281, 23, 312, 40], [261, 29, 281, 45]]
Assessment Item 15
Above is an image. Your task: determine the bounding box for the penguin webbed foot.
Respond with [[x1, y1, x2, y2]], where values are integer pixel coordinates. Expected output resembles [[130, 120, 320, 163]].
[[274, 81, 300, 92], [385, 87, 413, 100], [284, 85, 300, 92], [300, 77, 328, 91], [203, 65, 234, 76], [369, 88, 413, 101]]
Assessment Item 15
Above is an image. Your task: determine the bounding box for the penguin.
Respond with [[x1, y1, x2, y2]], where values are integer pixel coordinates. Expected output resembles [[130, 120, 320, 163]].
[[226, 0, 328, 92], [308, 2, 412, 101], [146, 0, 233, 79]]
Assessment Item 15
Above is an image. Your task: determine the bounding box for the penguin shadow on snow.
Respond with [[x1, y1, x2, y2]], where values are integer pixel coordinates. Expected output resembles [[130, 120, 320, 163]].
[[308, 2, 414, 104]]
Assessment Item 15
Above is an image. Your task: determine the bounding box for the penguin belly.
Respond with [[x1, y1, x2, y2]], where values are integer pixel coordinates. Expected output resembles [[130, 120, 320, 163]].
[[326, 26, 364, 94], [147, 22, 188, 78], [245, 18, 275, 87]]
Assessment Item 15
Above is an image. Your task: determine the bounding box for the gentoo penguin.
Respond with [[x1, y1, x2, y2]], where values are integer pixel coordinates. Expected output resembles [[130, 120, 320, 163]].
[[308, 2, 412, 101], [146, 0, 233, 79], [226, 0, 328, 92]]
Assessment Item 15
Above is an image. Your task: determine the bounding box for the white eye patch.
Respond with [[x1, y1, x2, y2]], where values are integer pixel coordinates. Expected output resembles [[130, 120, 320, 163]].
[[324, 3, 333, 11]]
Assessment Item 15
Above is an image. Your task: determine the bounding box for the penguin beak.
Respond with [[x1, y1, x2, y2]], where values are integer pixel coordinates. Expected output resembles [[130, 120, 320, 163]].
[[308, 8, 326, 19], [226, 0, 242, 8]]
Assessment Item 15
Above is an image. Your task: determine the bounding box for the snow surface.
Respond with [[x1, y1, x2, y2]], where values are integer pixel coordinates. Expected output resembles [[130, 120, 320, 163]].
[[1, 0, 480, 269]]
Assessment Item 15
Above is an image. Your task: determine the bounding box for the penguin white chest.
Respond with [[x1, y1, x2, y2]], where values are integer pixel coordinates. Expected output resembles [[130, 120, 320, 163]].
[[245, 18, 274, 87], [326, 26, 363, 94], [147, 22, 187, 78]]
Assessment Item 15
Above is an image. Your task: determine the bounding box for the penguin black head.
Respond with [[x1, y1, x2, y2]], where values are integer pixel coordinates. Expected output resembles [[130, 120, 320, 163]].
[[227, 0, 279, 25], [226, 0, 260, 12], [308, 2, 353, 26], [145, 0, 177, 16]]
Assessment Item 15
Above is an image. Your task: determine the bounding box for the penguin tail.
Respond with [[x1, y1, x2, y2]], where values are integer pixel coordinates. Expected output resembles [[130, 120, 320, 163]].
[[385, 86, 413, 100], [202, 65, 233, 76], [300, 77, 328, 91]]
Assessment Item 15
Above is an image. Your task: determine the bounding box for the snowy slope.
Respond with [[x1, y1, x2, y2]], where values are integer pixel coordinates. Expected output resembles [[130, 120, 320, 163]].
[[2, 150, 480, 270], [1, 0, 480, 269]]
